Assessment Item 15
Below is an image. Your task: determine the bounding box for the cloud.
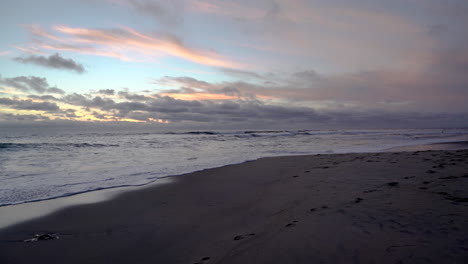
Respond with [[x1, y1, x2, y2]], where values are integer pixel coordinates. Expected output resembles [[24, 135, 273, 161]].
[[0, 74, 467, 128], [20, 24, 240, 68], [118, 91, 152, 101], [46, 88, 468, 128], [128, 0, 184, 27], [0, 75, 65, 94], [153, 52, 468, 112], [0, 113, 50, 121], [190, 0, 440, 73], [13, 53, 85, 73], [90, 94, 328, 124], [219, 68, 263, 79], [293, 70, 320, 80], [62, 93, 115, 110], [27, 94, 60, 101], [98, 89, 115, 95], [0, 98, 60, 112]]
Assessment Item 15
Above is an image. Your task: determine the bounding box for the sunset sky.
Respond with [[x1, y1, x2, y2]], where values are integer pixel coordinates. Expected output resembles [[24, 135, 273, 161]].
[[1, 0, 467, 129]]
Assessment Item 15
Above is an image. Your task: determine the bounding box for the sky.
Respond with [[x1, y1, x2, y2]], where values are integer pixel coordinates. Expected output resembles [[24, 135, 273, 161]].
[[0, 0, 467, 129]]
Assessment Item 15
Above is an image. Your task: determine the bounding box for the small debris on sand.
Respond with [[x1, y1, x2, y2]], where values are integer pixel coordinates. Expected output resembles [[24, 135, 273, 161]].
[[23, 233, 59, 242]]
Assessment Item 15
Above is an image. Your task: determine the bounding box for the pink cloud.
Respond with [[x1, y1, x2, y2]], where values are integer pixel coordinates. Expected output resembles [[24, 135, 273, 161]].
[[0, 51, 12, 56], [13, 46, 46, 55], [21, 24, 241, 68]]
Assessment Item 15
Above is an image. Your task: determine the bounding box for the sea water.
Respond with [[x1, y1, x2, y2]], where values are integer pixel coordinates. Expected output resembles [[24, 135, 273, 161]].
[[1, 127, 468, 206]]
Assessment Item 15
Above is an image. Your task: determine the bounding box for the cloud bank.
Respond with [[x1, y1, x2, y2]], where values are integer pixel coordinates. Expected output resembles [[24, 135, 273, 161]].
[[1, 73, 467, 129]]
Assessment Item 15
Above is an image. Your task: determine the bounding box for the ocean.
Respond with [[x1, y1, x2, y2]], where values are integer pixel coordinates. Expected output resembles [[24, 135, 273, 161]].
[[1, 127, 468, 206]]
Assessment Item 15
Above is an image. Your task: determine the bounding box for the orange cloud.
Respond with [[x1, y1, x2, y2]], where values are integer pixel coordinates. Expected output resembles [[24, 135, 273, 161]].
[[21, 24, 241, 68], [0, 87, 28, 95]]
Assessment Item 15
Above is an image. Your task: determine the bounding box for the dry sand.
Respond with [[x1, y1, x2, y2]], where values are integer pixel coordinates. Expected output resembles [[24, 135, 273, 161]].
[[1, 149, 468, 263]]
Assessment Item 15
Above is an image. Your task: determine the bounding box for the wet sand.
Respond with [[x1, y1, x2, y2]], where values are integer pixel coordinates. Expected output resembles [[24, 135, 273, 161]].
[[1, 149, 468, 263]]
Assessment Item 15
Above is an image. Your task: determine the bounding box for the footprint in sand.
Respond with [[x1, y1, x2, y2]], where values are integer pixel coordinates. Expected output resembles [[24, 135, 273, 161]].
[[446, 196, 468, 203], [285, 220, 299, 227], [193, 256, 211, 264], [386, 182, 399, 187], [310, 205, 329, 212], [233, 235, 243, 241], [439, 176, 458, 179], [354, 197, 363, 203], [233, 233, 255, 241]]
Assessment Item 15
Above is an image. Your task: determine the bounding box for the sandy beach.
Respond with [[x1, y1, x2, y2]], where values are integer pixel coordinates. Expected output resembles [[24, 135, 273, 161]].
[[1, 149, 468, 264]]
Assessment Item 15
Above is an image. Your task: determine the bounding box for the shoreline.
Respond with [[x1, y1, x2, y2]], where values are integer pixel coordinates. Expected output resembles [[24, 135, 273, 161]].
[[384, 140, 468, 152], [1, 140, 468, 230], [1, 148, 468, 263]]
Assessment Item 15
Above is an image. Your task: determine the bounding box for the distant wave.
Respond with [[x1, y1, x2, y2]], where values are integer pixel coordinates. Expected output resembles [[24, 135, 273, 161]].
[[159, 129, 465, 140], [0, 142, 120, 151]]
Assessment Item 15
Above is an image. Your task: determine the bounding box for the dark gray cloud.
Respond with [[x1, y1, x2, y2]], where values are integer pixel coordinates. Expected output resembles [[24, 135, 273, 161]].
[[0, 113, 50, 121], [61, 109, 78, 118], [118, 91, 152, 101], [98, 89, 115, 95], [0, 98, 60, 112], [220, 68, 263, 79], [62, 93, 115, 110], [293, 70, 320, 80], [47, 87, 66, 94], [0, 75, 65, 94], [62, 93, 91, 106], [27, 95, 59, 101], [220, 86, 241, 96], [160, 87, 198, 94], [156, 76, 211, 89], [13, 53, 85, 73]]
